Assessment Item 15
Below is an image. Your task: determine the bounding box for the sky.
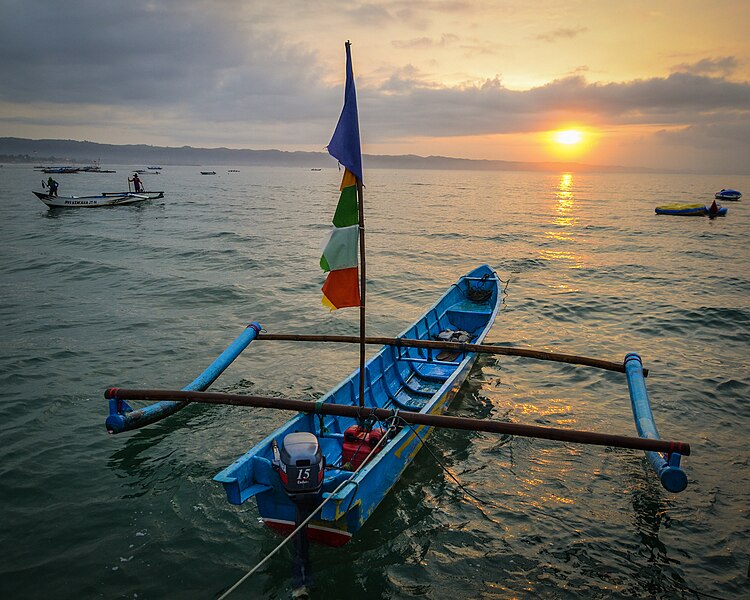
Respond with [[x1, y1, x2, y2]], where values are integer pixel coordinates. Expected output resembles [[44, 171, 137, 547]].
[[1, 0, 749, 174]]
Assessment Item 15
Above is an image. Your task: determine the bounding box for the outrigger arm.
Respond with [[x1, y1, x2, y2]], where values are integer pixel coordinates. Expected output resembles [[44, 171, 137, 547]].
[[105, 322, 262, 434]]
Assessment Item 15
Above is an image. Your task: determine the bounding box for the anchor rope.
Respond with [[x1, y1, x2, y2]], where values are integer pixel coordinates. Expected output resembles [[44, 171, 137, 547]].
[[217, 415, 399, 600], [395, 415, 484, 503]]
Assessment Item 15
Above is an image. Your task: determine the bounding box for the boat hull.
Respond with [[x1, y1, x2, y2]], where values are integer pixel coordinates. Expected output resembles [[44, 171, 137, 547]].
[[215, 265, 501, 546], [32, 191, 164, 208], [715, 189, 741, 200], [655, 203, 727, 216]]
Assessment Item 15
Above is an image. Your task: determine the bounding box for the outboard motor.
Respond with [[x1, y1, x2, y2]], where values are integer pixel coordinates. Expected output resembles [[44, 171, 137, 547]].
[[275, 432, 325, 596], [278, 432, 325, 496]]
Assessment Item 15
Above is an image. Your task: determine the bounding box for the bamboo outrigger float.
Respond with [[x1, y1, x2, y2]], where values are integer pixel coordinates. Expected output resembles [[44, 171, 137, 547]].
[[103, 42, 690, 597]]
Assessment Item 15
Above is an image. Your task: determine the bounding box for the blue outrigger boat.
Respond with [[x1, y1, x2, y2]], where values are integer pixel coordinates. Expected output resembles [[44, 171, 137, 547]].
[[215, 265, 500, 546], [105, 264, 687, 539]]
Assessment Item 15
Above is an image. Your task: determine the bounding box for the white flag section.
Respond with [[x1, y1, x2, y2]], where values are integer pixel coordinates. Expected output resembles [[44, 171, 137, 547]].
[[320, 224, 359, 271]]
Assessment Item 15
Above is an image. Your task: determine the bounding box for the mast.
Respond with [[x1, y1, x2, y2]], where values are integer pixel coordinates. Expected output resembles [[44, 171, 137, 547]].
[[357, 176, 366, 407], [323, 39, 366, 407]]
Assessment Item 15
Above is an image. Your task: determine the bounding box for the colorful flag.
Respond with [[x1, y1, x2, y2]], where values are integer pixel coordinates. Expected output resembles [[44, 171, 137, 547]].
[[328, 43, 363, 182], [320, 170, 360, 310], [321, 43, 362, 310]]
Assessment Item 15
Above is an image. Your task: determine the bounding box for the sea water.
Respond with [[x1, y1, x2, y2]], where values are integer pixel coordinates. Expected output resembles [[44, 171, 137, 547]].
[[1, 164, 749, 599]]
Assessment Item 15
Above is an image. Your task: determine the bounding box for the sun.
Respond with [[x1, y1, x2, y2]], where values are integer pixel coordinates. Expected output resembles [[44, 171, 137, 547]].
[[554, 129, 584, 145]]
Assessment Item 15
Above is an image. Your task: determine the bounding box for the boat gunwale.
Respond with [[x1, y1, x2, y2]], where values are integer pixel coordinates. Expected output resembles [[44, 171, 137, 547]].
[[328, 271, 501, 494]]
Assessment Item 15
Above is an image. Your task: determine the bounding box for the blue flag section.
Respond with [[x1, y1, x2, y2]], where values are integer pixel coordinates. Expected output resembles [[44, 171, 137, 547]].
[[327, 41, 363, 183]]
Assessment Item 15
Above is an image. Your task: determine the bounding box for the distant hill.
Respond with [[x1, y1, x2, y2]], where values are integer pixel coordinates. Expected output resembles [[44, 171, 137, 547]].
[[0, 137, 661, 173]]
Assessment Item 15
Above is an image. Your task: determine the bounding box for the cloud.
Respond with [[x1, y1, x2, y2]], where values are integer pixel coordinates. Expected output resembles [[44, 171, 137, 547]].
[[358, 72, 750, 139], [0, 1, 322, 111], [670, 56, 739, 77], [392, 34, 460, 49], [378, 64, 441, 92], [655, 120, 750, 150], [0, 0, 345, 143], [535, 26, 588, 43]]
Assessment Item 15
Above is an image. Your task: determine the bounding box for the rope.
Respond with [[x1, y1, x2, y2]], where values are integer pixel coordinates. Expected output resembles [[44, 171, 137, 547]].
[[217, 416, 399, 599], [395, 415, 484, 503], [451, 271, 510, 302]]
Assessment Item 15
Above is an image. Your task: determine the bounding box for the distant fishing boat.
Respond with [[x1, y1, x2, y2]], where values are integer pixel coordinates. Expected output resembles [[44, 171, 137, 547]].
[[32, 190, 164, 208], [715, 188, 742, 200], [200, 170, 217, 175], [42, 166, 79, 174], [77, 160, 116, 173], [79, 167, 117, 173], [655, 203, 727, 216], [147, 166, 162, 170]]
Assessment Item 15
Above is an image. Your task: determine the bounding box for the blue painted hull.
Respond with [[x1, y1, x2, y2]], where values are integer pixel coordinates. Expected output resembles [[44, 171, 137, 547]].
[[214, 265, 501, 546], [655, 204, 727, 216], [714, 189, 741, 200]]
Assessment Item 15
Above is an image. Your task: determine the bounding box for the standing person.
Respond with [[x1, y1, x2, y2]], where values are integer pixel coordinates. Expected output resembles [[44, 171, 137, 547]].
[[128, 173, 144, 193], [46, 176, 59, 196]]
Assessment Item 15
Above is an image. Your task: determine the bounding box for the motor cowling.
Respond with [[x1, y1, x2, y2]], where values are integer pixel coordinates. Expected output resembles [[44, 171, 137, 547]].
[[278, 432, 325, 496]]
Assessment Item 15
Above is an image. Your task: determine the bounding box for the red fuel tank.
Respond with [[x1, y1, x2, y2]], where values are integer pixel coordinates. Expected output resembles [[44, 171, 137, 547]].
[[341, 425, 386, 470]]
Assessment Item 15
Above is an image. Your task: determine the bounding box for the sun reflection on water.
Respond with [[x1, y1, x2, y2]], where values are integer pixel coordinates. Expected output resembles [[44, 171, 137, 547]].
[[541, 173, 586, 268], [553, 172, 576, 226]]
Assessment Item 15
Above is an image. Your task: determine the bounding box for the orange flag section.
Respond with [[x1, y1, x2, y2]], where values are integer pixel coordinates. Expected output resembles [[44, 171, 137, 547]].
[[339, 169, 357, 190], [321, 266, 360, 310]]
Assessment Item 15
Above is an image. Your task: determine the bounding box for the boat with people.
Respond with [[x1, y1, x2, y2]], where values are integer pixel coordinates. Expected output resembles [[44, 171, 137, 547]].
[[32, 190, 164, 208], [103, 43, 691, 598], [201, 170, 217, 175], [715, 188, 742, 200], [655, 202, 727, 216]]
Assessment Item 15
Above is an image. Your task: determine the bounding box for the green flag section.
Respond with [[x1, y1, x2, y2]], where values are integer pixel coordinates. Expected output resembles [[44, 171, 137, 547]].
[[332, 169, 358, 227], [322, 266, 360, 310], [320, 225, 359, 272]]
